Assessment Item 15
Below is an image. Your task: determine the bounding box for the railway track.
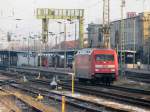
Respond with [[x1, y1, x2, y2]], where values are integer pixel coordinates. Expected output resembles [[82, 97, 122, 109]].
[[0, 69, 150, 96], [62, 83, 150, 108], [32, 79, 150, 96], [31, 79, 150, 109], [8, 83, 129, 112], [126, 75, 150, 83], [3, 66, 150, 84], [9, 66, 71, 76], [125, 71, 150, 84], [0, 69, 150, 110]]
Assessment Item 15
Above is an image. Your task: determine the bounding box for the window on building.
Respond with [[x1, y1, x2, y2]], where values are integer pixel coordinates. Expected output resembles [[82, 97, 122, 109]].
[[98, 28, 102, 42]]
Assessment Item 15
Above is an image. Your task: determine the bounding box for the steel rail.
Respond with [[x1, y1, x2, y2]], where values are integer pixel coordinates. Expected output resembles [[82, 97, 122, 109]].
[[0, 69, 150, 95], [9, 83, 129, 112], [1, 69, 150, 109], [32, 80, 150, 109]]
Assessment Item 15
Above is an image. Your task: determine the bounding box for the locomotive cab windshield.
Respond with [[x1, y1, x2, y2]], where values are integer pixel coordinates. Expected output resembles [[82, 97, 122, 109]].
[[95, 54, 114, 62]]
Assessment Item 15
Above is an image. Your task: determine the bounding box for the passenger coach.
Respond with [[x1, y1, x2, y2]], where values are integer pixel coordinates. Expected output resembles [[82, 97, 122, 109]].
[[74, 48, 118, 84]]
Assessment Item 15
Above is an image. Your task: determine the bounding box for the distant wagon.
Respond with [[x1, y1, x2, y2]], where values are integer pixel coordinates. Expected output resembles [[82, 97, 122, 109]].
[[0, 51, 18, 69]]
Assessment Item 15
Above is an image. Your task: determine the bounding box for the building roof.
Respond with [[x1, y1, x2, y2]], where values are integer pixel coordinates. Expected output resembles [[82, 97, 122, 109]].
[[53, 38, 88, 49], [53, 40, 79, 49]]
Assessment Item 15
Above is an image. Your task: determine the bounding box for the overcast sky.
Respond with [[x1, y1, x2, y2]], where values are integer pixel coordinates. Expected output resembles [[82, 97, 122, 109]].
[[0, 0, 149, 38]]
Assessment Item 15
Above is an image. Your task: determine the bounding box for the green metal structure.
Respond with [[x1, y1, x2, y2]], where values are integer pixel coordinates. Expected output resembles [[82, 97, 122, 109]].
[[36, 8, 84, 48]]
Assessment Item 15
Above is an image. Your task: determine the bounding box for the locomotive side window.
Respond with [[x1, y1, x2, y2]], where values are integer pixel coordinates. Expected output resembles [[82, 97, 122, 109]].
[[95, 54, 114, 61]]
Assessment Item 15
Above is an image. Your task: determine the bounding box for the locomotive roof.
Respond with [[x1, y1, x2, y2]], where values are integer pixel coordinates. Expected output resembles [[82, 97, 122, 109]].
[[77, 48, 114, 55], [77, 48, 93, 55]]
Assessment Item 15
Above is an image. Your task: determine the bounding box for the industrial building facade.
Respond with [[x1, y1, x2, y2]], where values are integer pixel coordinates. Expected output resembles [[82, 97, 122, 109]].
[[87, 12, 150, 55], [110, 12, 150, 55], [87, 23, 103, 48]]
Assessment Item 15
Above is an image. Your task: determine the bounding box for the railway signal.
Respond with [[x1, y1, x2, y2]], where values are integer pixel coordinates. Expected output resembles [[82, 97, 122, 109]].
[[62, 96, 66, 112], [72, 73, 75, 96]]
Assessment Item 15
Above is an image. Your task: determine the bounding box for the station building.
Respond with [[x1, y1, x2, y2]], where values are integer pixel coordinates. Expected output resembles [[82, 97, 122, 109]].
[[87, 12, 150, 56], [110, 12, 150, 55], [87, 23, 103, 48]]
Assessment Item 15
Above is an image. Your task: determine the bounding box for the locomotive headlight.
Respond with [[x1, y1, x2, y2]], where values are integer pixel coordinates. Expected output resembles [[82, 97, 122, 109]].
[[95, 65, 103, 68], [95, 65, 115, 69], [111, 69, 115, 72], [95, 69, 99, 71], [108, 65, 115, 68]]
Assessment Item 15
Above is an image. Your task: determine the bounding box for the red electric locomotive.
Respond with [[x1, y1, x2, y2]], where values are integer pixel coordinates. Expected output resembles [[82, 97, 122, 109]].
[[74, 48, 118, 84]]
